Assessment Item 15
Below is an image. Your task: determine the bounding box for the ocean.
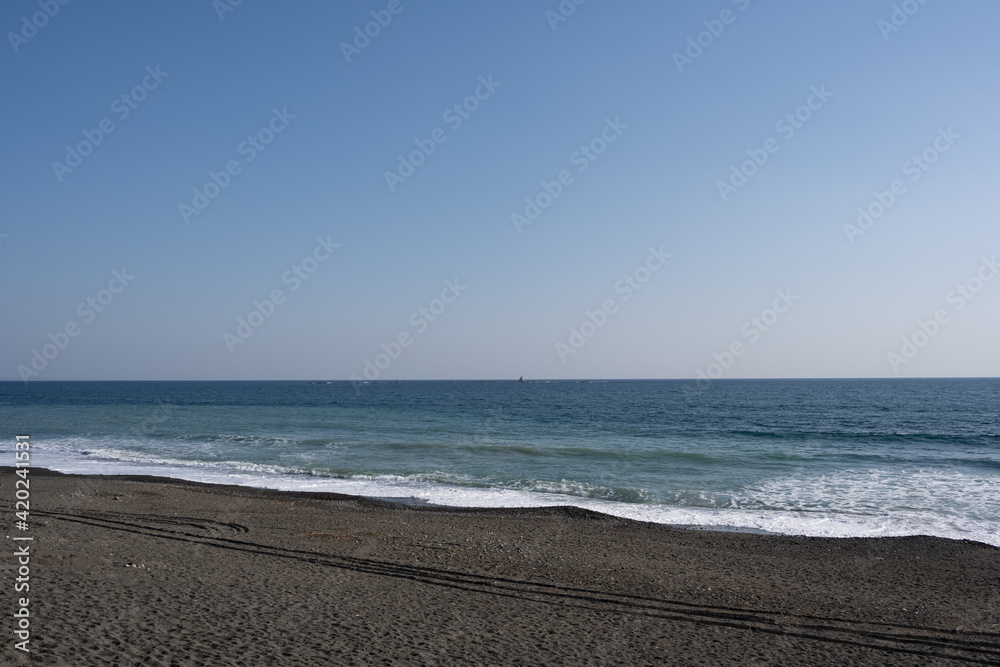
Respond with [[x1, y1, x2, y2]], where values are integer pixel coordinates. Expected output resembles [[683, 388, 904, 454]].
[[2, 379, 998, 546]]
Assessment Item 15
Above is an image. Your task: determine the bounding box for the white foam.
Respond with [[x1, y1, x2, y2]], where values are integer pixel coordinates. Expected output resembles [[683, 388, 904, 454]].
[[23, 439, 1000, 548]]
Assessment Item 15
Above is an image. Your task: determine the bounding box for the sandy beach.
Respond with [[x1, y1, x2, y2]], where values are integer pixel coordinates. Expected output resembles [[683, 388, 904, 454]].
[[4, 467, 999, 665]]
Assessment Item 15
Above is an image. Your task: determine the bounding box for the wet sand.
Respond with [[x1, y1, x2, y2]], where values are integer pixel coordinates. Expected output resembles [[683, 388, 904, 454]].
[[5, 468, 1000, 665]]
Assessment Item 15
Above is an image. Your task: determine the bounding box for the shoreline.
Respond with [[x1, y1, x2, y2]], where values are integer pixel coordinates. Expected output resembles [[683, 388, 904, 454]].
[[28, 464, 998, 546], [7, 467, 1000, 664], [37, 467, 794, 535]]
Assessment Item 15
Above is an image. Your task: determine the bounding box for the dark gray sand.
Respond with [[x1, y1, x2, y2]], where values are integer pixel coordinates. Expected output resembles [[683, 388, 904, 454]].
[[4, 468, 999, 665]]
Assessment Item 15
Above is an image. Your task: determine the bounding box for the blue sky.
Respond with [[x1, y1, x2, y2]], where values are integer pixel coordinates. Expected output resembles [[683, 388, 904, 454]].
[[2, 0, 998, 381]]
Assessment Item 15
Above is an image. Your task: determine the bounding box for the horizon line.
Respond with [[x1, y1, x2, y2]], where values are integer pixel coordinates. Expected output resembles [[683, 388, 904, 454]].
[[2, 377, 999, 383]]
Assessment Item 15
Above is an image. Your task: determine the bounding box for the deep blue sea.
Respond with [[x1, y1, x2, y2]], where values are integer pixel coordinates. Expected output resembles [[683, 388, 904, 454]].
[[2, 379, 998, 546]]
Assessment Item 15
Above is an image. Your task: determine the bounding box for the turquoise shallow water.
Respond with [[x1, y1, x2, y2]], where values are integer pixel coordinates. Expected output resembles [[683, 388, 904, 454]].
[[2, 379, 998, 545]]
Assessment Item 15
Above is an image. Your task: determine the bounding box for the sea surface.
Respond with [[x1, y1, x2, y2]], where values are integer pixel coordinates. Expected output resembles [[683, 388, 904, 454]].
[[2, 379, 998, 546]]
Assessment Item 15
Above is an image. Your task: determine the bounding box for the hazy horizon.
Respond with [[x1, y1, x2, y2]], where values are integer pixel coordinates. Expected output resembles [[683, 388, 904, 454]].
[[3, 377, 998, 383]]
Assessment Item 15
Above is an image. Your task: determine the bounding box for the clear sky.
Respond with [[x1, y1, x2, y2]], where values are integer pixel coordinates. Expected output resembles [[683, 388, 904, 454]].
[[2, 1, 998, 381]]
